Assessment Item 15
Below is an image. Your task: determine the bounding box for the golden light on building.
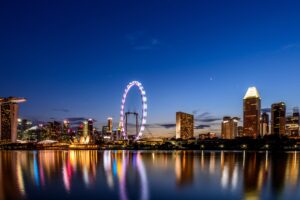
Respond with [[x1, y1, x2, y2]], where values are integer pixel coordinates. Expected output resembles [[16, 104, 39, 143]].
[[243, 87, 261, 139], [107, 117, 113, 133], [221, 117, 239, 139], [176, 112, 194, 140], [271, 102, 286, 136]]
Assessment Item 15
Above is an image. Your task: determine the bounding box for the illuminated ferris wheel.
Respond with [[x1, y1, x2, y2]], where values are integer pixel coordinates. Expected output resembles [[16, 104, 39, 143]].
[[119, 81, 147, 139]]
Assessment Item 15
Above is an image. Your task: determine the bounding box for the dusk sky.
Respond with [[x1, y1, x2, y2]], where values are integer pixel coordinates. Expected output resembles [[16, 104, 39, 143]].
[[1, 1, 300, 136]]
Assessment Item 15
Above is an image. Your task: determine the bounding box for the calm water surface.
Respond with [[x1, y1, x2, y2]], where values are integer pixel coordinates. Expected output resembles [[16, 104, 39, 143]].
[[0, 150, 300, 200]]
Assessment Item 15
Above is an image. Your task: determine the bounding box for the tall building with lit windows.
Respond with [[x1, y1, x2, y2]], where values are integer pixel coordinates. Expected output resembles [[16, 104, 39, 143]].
[[260, 112, 269, 136], [243, 87, 261, 139], [88, 119, 94, 135], [271, 102, 286, 136], [286, 107, 299, 136], [0, 97, 26, 142], [63, 120, 70, 134], [176, 112, 194, 140], [83, 121, 88, 137], [107, 117, 113, 133], [221, 116, 239, 139]]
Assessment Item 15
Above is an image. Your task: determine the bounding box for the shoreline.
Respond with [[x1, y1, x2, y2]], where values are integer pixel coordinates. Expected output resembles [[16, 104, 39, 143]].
[[0, 145, 299, 151], [1, 137, 300, 151]]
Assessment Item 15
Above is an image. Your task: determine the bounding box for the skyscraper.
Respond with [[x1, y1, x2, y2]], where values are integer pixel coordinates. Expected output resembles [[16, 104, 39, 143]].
[[47, 121, 62, 140], [63, 120, 70, 134], [293, 107, 300, 122], [243, 87, 261, 139], [18, 119, 32, 139], [0, 97, 26, 143], [88, 119, 93, 135], [107, 117, 113, 133], [286, 107, 299, 136], [260, 112, 269, 136], [271, 102, 286, 136], [83, 121, 88, 137], [221, 116, 239, 139], [176, 112, 194, 140]]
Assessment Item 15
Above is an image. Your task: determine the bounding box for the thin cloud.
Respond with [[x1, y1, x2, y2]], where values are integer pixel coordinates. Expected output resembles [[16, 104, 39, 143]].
[[195, 125, 210, 129], [197, 112, 210, 118], [126, 31, 160, 50], [195, 112, 221, 123], [151, 38, 159, 45], [66, 117, 87, 122], [282, 43, 297, 51], [133, 45, 154, 50], [145, 124, 160, 128], [192, 109, 201, 115], [196, 118, 222, 123], [52, 108, 70, 113], [157, 123, 176, 129]]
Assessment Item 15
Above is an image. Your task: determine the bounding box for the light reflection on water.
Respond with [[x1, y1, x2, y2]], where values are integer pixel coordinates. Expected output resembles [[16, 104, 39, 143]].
[[0, 150, 300, 200]]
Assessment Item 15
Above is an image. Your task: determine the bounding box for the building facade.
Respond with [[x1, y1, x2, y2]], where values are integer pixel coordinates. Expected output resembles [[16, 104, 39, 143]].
[[198, 132, 217, 140], [83, 121, 89, 137], [176, 112, 194, 140], [63, 120, 70, 134], [107, 117, 113, 133], [221, 116, 239, 139], [0, 97, 26, 143], [88, 119, 93, 135], [271, 102, 286, 136], [243, 87, 261, 139], [260, 112, 269, 136], [47, 121, 62, 140], [286, 107, 299, 136]]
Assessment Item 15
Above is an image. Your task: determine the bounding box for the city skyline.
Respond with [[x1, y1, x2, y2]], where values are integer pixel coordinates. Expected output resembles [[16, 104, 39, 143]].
[[1, 1, 300, 136], [5, 85, 300, 137], [2, 1, 300, 200]]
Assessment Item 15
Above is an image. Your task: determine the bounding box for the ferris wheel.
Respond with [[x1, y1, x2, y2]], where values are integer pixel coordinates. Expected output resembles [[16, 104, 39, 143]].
[[119, 81, 147, 139]]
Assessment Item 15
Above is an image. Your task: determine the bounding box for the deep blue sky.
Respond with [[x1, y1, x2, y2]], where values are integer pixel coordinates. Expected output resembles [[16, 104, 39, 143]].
[[1, 0, 300, 135]]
